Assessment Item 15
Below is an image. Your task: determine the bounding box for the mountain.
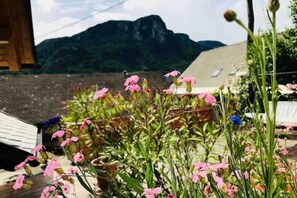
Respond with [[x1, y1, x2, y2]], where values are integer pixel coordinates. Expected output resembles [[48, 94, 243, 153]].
[[36, 15, 225, 73]]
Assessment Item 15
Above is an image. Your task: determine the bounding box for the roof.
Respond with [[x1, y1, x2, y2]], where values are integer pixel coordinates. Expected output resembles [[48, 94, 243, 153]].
[[0, 112, 39, 171], [173, 41, 247, 94], [0, 72, 166, 125], [0, 0, 37, 71], [0, 112, 37, 153]]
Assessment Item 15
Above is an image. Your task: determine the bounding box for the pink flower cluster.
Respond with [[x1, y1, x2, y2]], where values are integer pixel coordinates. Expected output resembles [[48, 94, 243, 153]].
[[192, 162, 237, 196], [124, 75, 141, 92], [142, 187, 162, 198], [41, 186, 58, 198]]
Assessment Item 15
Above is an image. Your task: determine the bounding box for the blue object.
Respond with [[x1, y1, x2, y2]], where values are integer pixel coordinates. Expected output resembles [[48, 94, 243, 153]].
[[230, 115, 242, 126], [43, 116, 61, 127]]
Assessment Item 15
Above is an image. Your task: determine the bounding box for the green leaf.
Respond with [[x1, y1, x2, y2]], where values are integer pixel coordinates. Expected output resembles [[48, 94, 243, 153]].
[[167, 147, 177, 196], [152, 123, 162, 136], [145, 158, 153, 188], [118, 173, 144, 194], [137, 140, 148, 158], [75, 173, 94, 195]]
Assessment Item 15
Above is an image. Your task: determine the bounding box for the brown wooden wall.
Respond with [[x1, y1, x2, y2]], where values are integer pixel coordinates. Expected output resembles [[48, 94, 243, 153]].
[[0, 0, 36, 71]]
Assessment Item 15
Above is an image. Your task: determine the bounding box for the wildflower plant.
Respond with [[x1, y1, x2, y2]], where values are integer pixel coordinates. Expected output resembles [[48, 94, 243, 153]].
[[11, 1, 296, 197]]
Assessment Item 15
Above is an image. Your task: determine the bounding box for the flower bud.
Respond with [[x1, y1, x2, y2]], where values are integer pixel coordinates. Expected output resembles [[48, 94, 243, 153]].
[[40, 151, 48, 160], [24, 179, 33, 185], [69, 144, 77, 153], [219, 84, 224, 90], [55, 167, 64, 175], [68, 178, 75, 184], [267, 0, 280, 13], [24, 166, 32, 175], [21, 183, 32, 190], [142, 78, 148, 91], [247, 59, 254, 66], [224, 10, 237, 22], [186, 83, 192, 93]]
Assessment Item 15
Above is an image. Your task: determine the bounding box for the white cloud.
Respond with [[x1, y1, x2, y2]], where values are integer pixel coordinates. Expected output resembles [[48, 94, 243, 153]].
[[35, 0, 60, 13], [34, 17, 88, 44]]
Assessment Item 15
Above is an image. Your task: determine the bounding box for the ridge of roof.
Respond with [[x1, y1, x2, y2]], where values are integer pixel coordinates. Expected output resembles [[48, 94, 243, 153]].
[[199, 40, 247, 55]]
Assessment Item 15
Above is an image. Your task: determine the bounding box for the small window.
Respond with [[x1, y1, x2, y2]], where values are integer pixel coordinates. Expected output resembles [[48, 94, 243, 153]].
[[211, 68, 222, 77]]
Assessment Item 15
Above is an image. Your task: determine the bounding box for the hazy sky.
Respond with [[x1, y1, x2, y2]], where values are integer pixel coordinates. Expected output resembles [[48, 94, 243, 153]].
[[31, 0, 293, 45]]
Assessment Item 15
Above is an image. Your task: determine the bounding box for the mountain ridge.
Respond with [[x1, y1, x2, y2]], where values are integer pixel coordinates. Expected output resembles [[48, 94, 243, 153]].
[[36, 15, 225, 73]]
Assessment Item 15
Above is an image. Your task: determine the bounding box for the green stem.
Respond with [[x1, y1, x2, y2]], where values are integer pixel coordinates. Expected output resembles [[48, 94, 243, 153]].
[[267, 11, 278, 198]]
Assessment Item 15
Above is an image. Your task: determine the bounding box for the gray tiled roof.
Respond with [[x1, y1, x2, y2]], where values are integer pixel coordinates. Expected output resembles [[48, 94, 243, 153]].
[[0, 72, 165, 124], [174, 41, 247, 93]]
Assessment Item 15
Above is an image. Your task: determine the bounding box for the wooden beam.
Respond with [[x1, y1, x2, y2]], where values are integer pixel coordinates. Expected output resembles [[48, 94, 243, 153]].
[[7, 39, 20, 71]]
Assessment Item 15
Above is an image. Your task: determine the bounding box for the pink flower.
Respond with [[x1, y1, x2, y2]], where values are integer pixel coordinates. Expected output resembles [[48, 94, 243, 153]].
[[167, 194, 175, 198], [208, 163, 228, 171], [124, 75, 139, 86], [281, 149, 289, 156], [51, 130, 65, 139], [199, 93, 216, 104], [234, 170, 249, 179], [213, 174, 224, 189], [286, 83, 295, 90], [73, 152, 84, 163], [41, 186, 57, 198], [60, 137, 79, 147], [14, 161, 27, 171], [225, 188, 237, 197], [125, 84, 141, 92], [83, 118, 92, 125], [153, 187, 162, 194], [80, 125, 85, 131], [31, 145, 45, 154], [284, 125, 293, 132], [164, 70, 180, 77], [41, 186, 50, 198], [61, 183, 71, 194], [204, 185, 211, 196], [26, 156, 38, 162], [93, 87, 108, 99], [192, 174, 199, 183], [13, 174, 25, 190], [198, 170, 208, 179], [44, 159, 60, 176], [68, 166, 79, 175], [142, 187, 162, 198], [179, 76, 196, 84], [275, 168, 286, 175], [163, 89, 174, 94]]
